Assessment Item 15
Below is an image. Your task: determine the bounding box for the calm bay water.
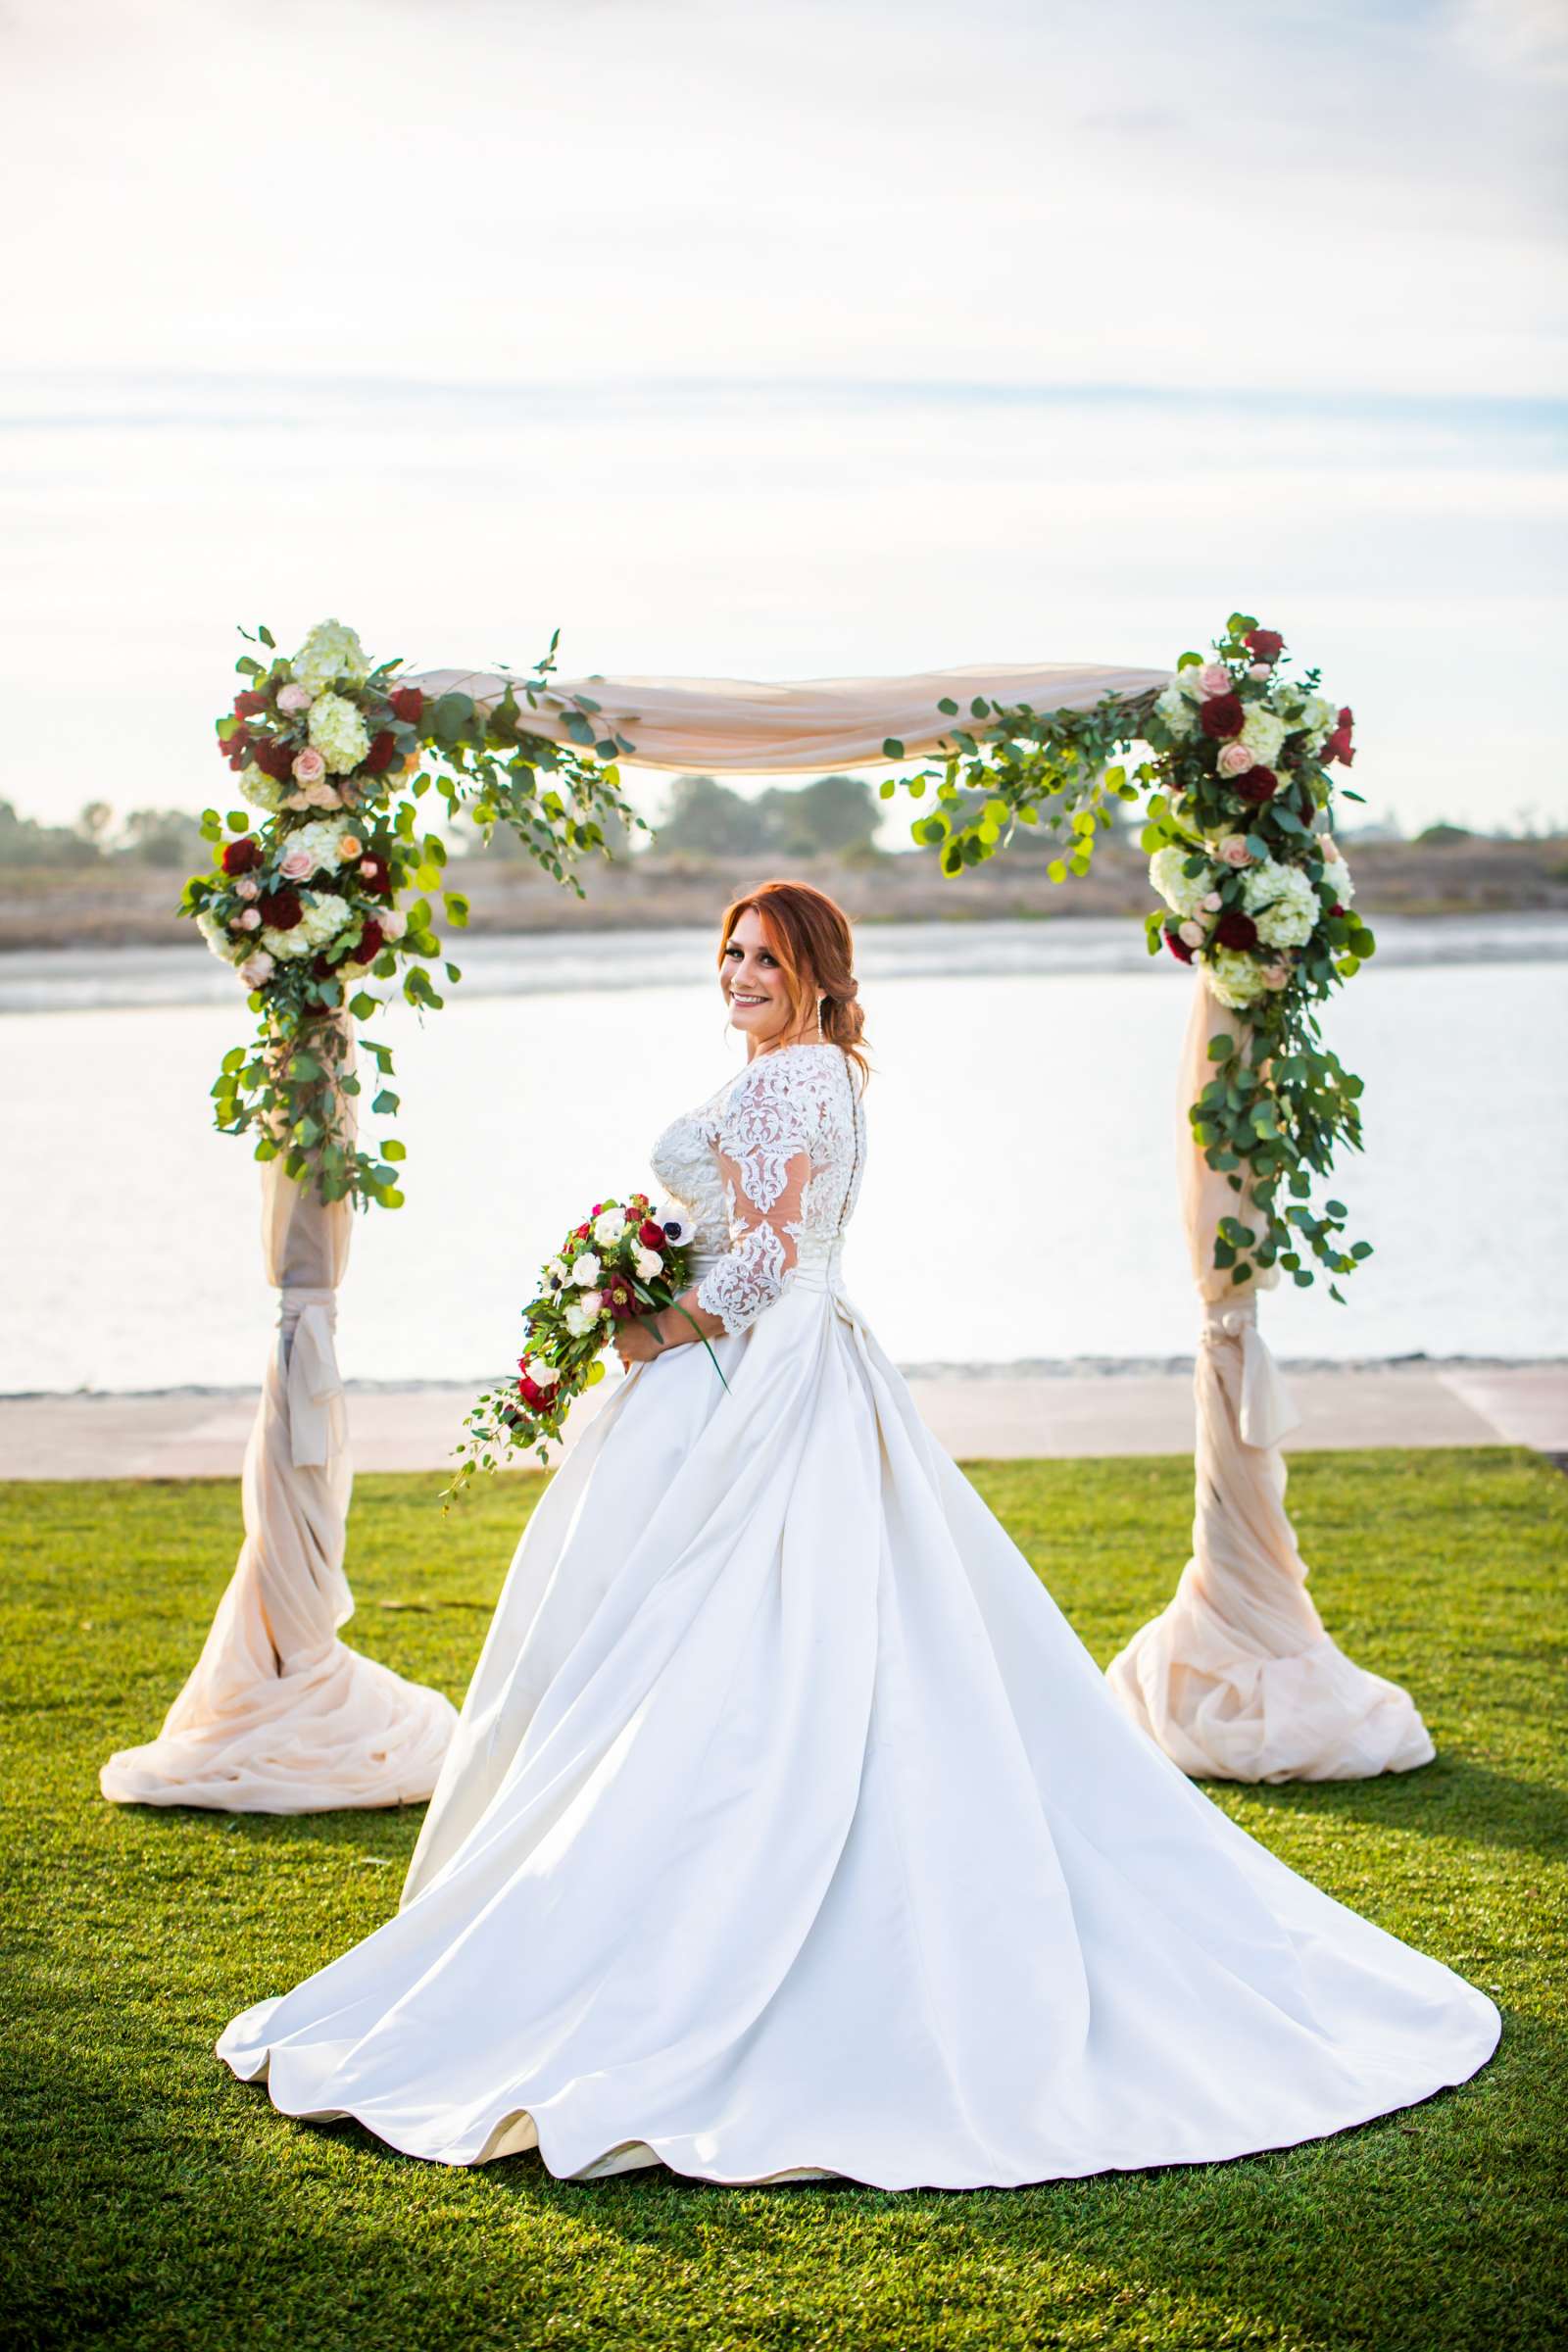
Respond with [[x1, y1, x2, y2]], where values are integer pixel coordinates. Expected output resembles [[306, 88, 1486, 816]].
[[4, 918, 1564, 1392]]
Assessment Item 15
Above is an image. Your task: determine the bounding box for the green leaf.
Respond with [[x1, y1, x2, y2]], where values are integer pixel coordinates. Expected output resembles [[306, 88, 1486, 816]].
[[381, 1139, 407, 1162], [371, 1089, 400, 1116], [882, 738, 905, 760], [937, 697, 959, 716], [1206, 1035, 1234, 1062], [350, 991, 377, 1020]]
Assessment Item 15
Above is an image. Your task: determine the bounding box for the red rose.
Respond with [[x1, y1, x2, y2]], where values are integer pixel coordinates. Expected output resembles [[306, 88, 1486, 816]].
[[1235, 766, 1279, 805], [1323, 707, 1355, 765], [233, 689, 269, 717], [220, 723, 251, 763], [355, 919, 386, 963], [575, 1223, 591, 1239], [1199, 693, 1245, 740], [221, 835, 263, 875], [1163, 926, 1194, 964], [391, 686, 424, 724], [1329, 902, 1346, 918], [1214, 909, 1259, 951], [252, 735, 295, 781], [364, 729, 397, 774], [358, 855, 394, 897], [311, 950, 340, 980], [1243, 628, 1285, 663], [638, 1219, 666, 1251], [257, 888, 302, 930], [517, 1374, 548, 1410]]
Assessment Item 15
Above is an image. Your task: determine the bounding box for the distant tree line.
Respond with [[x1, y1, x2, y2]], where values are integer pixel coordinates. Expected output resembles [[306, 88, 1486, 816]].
[[0, 800, 208, 869]]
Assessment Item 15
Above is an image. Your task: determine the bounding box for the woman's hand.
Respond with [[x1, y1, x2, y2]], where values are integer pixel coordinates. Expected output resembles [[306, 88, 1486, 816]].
[[612, 1315, 666, 1369]]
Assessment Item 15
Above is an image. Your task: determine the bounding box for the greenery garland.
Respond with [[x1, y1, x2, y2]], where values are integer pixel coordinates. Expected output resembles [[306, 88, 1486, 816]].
[[880, 613, 1376, 1297], [184, 620, 641, 1209]]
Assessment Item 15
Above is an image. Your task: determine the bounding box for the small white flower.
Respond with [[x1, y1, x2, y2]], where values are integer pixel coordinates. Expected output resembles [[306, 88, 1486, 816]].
[[572, 1252, 602, 1288], [547, 1258, 568, 1288]]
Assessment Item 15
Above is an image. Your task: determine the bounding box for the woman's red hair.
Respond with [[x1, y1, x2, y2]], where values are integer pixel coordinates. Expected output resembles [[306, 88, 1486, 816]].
[[717, 878, 869, 1081]]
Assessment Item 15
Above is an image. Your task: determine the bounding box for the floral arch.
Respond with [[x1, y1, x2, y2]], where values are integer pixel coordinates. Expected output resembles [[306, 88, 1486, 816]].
[[99, 615, 1432, 1818]]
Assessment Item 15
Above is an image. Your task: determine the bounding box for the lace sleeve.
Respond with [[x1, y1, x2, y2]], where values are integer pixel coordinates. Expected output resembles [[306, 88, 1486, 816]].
[[694, 1064, 814, 1337]]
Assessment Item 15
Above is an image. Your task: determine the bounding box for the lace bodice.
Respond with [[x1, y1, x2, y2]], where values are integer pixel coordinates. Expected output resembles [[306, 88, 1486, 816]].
[[649, 1042, 866, 1337]]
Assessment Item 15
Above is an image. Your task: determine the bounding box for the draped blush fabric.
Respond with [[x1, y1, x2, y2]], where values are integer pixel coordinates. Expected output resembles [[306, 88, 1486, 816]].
[[100, 1071, 457, 1813], [400, 661, 1171, 773], [217, 1045, 1496, 2189], [1103, 986, 1436, 1784]]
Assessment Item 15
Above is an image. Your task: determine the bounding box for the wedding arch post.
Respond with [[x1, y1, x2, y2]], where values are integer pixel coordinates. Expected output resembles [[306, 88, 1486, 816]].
[[101, 1030, 457, 1810], [1102, 984, 1435, 1780], [122, 621, 1429, 1811]]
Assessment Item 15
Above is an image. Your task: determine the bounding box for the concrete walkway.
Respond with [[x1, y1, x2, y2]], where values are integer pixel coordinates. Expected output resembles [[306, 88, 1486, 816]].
[[1, 1362, 1563, 1481]]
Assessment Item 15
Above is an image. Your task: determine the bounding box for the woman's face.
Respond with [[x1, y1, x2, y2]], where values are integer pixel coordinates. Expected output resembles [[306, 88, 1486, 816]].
[[720, 907, 808, 1049]]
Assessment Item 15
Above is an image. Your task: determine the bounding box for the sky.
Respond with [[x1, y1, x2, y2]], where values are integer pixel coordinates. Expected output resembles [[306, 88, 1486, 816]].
[[1, 0, 1563, 839]]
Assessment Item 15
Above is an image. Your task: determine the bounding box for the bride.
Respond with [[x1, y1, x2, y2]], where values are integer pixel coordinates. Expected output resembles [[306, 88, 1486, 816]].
[[219, 878, 1498, 2188]]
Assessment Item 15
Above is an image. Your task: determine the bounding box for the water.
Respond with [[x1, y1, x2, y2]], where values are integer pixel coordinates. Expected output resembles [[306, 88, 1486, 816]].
[[4, 919, 1564, 1392]]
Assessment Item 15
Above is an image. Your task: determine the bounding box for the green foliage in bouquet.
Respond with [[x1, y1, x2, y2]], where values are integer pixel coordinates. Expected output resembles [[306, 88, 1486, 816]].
[[882, 614, 1373, 1296], [184, 620, 644, 1210]]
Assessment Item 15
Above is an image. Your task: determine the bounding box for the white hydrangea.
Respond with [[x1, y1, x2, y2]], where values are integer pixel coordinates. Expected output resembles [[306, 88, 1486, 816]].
[[1150, 844, 1218, 920], [1174, 662, 1207, 703], [238, 762, 287, 813], [291, 618, 370, 698], [1204, 949, 1269, 1009], [281, 815, 351, 872], [307, 691, 371, 775], [262, 894, 355, 959], [1238, 706, 1287, 765], [1242, 858, 1320, 950], [1281, 691, 1337, 745], [1154, 684, 1197, 738], [195, 908, 245, 963]]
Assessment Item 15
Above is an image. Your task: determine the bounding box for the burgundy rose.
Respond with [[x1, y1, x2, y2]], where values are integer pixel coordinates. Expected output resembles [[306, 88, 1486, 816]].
[[311, 950, 341, 980], [221, 835, 263, 875], [1214, 909, 1259, 951], [252, 734, 295, 782], [1235, 765, 1280, 806], [233, 688, 269, 717], [220, 723, 251, 764], [638, 1218, 667, 1251], [1243, 628, 1285, 663], [355, 918, 386, 963], [257, 888, 303, 930], [1329, 902, 1346, 918], [1199, 693, 1246, 740], [391, 685, 424, 724], [364, 728, 397, 775], [1323, 706, 1355, 765], [516, 1373, 549, 1411], [1163, 926, 1194, 964], [357, 854, 394, 897]]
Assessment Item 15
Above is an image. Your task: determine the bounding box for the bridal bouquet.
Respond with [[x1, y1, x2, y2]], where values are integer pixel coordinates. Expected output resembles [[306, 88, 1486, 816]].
[[443, 1193, 711, 1499]]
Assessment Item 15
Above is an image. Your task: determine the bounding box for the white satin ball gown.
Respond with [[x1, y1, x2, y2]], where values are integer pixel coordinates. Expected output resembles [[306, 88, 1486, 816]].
[[219, 1040, 1498, 2187]]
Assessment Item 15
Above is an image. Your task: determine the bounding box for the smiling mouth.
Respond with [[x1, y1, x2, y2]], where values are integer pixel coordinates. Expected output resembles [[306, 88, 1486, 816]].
[[730, 993, 769, 1006]]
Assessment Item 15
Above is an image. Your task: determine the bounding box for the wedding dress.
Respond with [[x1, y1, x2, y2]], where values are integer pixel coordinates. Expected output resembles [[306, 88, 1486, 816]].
[[218, 1041, 1498, 2187]]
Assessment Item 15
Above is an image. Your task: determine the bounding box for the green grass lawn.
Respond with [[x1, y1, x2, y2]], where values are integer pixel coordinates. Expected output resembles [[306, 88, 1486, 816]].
[[3, 1449, 1564, 2352]]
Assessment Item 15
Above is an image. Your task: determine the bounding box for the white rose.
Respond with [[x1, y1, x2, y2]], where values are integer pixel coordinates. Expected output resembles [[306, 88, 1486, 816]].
[[1204, 949, 1268, 1009], [1238, 707, 1286, 765], [593, 1208, 627, 1247], [291, 618, 370, 698], [572, 1253, 602, 1288], [379, 908, 408, 941], [579, 1290, 604, 1317], [1150, 845, 1217, 921], [237, 950, 275, 990], [563, 1300, 595, 1339], [308, 691, 371, 776], [633, 1247, 662, 1281], [525, 1356, 559, 1388], [1154, 684, 1196, 738]]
